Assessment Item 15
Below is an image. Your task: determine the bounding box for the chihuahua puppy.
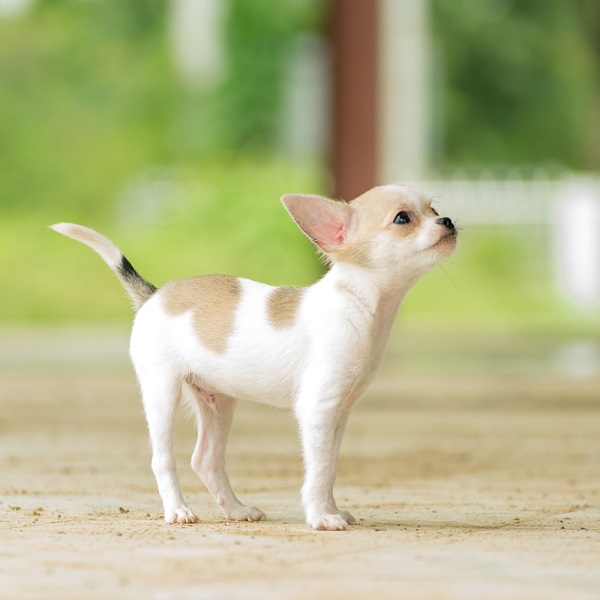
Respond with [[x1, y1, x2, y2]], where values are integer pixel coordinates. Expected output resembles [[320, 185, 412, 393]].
[[51, 184, 457, 530]]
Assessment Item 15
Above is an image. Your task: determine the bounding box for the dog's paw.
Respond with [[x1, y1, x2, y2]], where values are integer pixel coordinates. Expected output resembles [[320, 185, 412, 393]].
[[225, 505, 266, 522], [308, 514, 348, 531], [337, 509, 356, 525], [165, 507, 199, 524]]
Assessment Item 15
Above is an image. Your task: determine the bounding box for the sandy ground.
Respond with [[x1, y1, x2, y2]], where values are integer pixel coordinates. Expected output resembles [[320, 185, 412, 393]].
[[1, 331, 600, 599]]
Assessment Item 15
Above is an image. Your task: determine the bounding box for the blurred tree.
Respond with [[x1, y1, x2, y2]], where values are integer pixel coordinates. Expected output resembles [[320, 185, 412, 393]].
[[0, 0, 173, 217], [431, 0, 600, 172], [2, 0, 599, 222], [0, 0, 323, 217], [172, 0, 323, 156]]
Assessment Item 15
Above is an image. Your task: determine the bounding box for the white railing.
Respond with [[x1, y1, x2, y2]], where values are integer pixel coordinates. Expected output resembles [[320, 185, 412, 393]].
[[411, 175, 600, 306], [412, 175, 600, 226]]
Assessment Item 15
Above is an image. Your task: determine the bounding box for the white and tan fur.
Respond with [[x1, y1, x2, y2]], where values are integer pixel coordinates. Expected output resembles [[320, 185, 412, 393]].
[[51, 184, 457, 531]]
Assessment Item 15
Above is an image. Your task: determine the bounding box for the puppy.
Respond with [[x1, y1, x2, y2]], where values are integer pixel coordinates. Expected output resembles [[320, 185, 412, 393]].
[[51, 184, 457, 531]]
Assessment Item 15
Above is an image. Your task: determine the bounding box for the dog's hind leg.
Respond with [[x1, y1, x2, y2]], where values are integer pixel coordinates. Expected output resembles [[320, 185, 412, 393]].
[[189, 387, 265, 522], [138, 368, 198, 524]]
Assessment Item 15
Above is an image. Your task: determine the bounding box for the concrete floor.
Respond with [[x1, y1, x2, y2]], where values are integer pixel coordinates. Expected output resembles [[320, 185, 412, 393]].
[[1, 330, 599, 599]]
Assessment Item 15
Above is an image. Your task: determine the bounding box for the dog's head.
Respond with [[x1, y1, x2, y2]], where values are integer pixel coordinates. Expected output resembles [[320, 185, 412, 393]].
[[282, 184, 457, 286]]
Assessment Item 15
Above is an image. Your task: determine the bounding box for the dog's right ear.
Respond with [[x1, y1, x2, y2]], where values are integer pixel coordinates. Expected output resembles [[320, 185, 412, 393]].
[[281, 194, 353, 253]]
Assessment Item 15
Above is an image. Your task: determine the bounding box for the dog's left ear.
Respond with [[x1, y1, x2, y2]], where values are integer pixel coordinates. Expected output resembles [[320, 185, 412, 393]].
[[281, 194, 353, 253]]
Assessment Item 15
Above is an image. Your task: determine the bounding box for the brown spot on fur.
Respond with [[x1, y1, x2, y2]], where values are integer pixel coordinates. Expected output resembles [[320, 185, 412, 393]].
[[267, 286, 304, 328], [161, 275, 241, 354]]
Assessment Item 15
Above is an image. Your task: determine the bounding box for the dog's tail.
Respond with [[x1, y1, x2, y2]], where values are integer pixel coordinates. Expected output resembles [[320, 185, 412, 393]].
[[50, 223, 157, 311]]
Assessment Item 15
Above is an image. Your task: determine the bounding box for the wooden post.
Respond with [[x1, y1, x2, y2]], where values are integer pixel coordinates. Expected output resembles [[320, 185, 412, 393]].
[[329, 0, 378, 201]]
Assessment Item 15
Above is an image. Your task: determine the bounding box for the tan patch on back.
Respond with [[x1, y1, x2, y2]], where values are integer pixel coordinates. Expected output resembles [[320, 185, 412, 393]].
[[161, 275, 242, 354], [267, 286, 304, 329]]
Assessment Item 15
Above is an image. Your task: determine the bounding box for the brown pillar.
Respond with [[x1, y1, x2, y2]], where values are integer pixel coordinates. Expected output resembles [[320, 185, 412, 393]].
[[329, 0, 378, 201]]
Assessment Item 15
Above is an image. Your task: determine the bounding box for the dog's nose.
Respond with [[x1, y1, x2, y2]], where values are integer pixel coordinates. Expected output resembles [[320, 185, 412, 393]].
[[436, 217, 454, 230]]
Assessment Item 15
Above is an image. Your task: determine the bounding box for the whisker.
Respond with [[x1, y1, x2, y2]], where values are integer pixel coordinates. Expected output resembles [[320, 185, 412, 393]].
[[438, 263, 461, 294]]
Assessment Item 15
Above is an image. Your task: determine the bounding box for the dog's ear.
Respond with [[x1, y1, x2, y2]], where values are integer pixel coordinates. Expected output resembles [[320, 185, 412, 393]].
[[281, 194, 353, 253]]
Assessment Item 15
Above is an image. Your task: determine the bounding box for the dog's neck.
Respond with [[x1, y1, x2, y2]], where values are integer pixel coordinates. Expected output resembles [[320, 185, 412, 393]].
[[323, 261, 418, 312], [314, 261, 419, 348], [306, 261, 412, 396]]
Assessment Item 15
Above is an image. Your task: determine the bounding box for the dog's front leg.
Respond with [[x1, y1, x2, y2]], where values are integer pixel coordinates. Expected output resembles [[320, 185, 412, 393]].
[[295, 388, 356, 531]]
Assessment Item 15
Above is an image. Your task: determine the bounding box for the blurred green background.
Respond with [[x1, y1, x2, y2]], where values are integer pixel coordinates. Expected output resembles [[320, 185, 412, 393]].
[[0, 0, 599, 343]]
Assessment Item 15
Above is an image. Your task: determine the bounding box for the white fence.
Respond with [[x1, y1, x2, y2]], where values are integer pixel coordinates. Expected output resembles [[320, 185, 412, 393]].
[[413, 175, 600, 225], [412, 176, 600, 306]]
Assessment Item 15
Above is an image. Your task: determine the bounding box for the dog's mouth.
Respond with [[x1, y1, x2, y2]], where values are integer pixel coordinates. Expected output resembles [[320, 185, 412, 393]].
[[429, 230, 457, 250]]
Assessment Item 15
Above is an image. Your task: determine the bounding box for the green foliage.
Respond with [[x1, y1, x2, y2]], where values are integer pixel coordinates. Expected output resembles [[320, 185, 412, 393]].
[[402, 226, 600, 335], [169, 0, 324, 156], [0, 0, 176, 218], [431, 0, 600, 171], [0, 1, 598, 334], [0, 0, 328, 324], [0, 0, 325, 217], [218, 0, 322, 151], [4, 162, 598, 335], [1, 158, 325, 323]]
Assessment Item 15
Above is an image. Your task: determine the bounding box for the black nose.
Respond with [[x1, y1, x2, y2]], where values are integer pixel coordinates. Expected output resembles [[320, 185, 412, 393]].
[[436, 217, 454, 230]]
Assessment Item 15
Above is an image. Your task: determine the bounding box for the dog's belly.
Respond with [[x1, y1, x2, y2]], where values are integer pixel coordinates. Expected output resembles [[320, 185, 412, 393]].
[[131, 293, 306, 409], [185, 340, 302, 408]]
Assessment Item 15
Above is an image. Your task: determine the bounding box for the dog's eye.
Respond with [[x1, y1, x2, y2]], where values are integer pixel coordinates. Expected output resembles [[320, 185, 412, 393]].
[[431, 207, 439, 216], [393, 211, 411, 225]]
